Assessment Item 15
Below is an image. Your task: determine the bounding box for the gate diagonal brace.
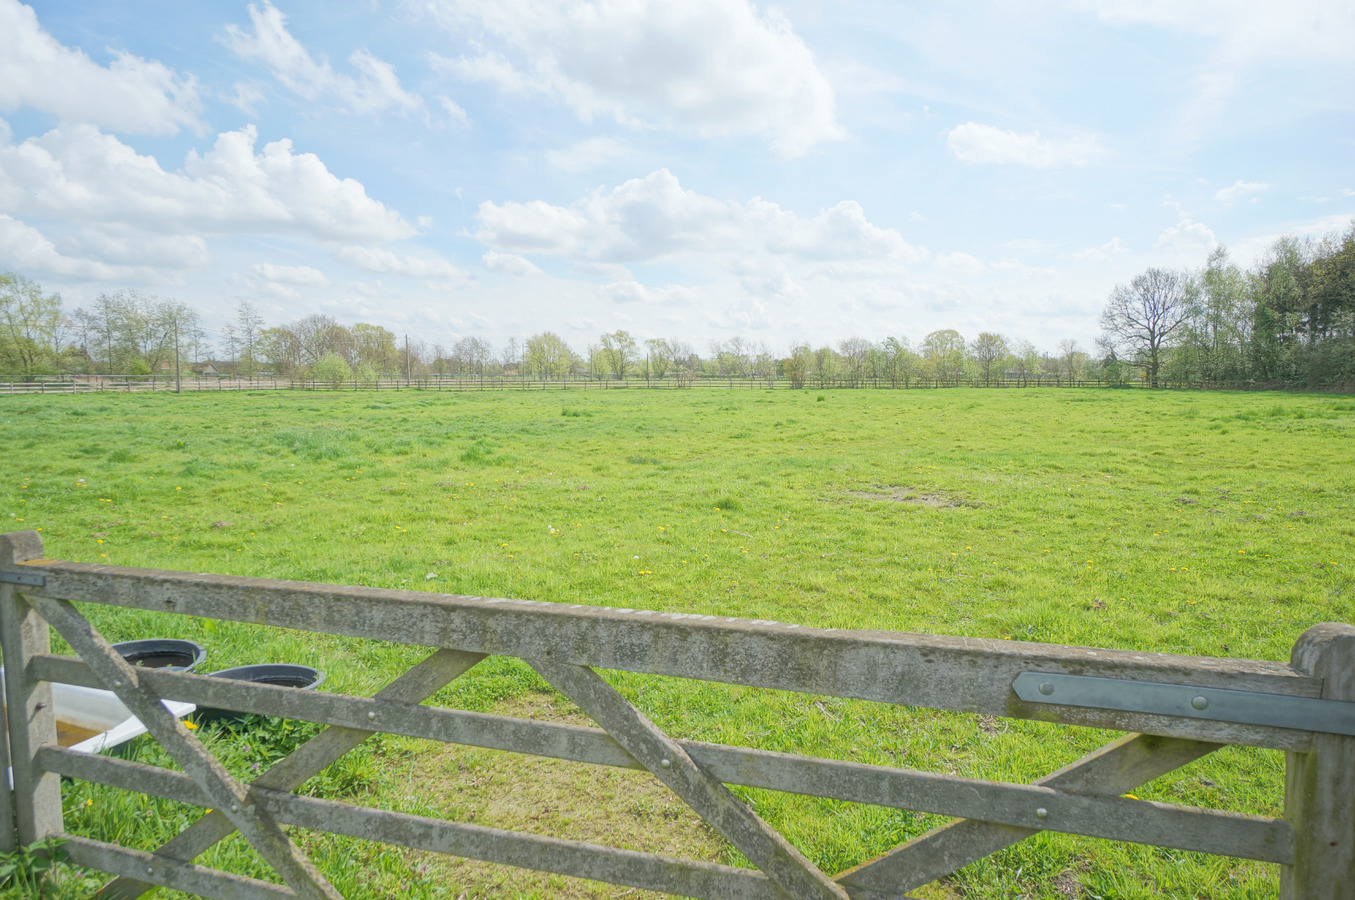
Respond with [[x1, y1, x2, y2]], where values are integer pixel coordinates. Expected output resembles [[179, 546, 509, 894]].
[[30, 595, 343, 900], [531, 658, 848, 900], [836, 732, 1221, 896], [100, 647, 486, 900]]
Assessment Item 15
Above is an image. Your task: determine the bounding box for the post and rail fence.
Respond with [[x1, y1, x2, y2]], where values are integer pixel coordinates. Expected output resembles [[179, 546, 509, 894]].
[[1, 529, 1352, 898], [3, 374, 1353, 395]]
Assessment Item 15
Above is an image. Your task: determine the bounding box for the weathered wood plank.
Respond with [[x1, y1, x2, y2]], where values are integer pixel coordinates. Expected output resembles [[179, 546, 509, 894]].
[[57, 834, 295, 900], [14, 558, 1319, 748], [534, 658, 848, 900], [30, 594, 342, 900], [97, 648, 483, 900], [0, 531, 62, 846], [1282, 623, 1355, 898], [31, 654, 1288, 861], [42, 752, 787, 900], [40, 716, 1289, 865], [836, 733, 1222, 895]]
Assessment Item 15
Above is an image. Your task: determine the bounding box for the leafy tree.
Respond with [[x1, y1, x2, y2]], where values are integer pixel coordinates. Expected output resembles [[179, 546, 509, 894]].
[[312, 351, 352, 387], [1100, 268, 1191, 387], [259, 326, 303, 375], [1009, 339, 1038, 384], [921, 329, 967, 383], [352, 323, 400, 375], [812, 346, 838, 385], [643, 338, 672, 377], [1184, 246, 1249, 382], [881, 336, 919, 386], [597, 330, 637, 378], [783, 344, 812, 388], [525, 332, 576, 376], [0, 273, 65, 378]]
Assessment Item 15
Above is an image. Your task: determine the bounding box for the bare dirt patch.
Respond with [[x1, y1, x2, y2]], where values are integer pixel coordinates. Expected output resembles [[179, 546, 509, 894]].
[[840, 485, 978, 508], [389, 694, 731, 899]]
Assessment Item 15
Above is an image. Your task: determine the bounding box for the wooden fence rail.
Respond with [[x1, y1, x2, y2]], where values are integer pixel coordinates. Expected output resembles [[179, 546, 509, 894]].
[[4, 376, 1353, 395], [1, 530, 1351, 898]]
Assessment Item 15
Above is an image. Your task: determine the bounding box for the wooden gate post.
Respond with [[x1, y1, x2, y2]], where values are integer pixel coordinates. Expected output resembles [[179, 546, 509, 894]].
[[1282, 622, 1355, 898], [0, 531, 63, 846]]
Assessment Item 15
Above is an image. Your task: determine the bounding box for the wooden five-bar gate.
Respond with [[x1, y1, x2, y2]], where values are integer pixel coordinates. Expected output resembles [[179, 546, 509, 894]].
[[1, 530, 1352, 898]]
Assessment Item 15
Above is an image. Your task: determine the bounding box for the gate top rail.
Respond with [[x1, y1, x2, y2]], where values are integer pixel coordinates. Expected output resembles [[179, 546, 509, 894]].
[[3, 549, 1330, 750]]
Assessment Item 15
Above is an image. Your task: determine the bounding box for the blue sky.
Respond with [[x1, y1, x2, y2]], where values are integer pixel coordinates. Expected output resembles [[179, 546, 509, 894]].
[[2, 0, 1352, 355]]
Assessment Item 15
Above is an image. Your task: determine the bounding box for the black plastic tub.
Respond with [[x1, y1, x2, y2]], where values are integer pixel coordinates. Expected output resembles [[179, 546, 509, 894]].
[[111, 639, 207, 672], [195, 664, 325, 726]]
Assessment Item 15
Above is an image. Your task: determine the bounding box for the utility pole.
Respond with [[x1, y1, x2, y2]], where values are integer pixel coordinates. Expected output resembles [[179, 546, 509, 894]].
[[173, 318, 182, 393], [405, 334, 411, 385]]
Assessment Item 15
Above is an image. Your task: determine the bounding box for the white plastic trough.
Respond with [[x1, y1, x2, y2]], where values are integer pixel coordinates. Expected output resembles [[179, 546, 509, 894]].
[[49, 681, 196, 754], [2, 667, 195, 756]]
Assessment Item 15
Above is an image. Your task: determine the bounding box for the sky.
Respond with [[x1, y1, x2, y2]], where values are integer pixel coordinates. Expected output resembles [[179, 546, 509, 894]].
[[1, 0, 1352, 356]]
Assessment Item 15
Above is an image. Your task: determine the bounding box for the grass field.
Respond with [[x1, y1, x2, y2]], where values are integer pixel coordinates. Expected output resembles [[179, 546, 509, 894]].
[[2, 387, 1353, 898]]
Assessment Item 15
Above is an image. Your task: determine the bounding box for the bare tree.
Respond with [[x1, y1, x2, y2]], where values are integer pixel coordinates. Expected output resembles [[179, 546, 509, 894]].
[[453, 336, 492, 375], [667, 337, 696, 373], [236, 302, 265, 378], [838, 337, 871, 386], [1100, 267, 1191, 387], [500, 337, 521, 373], [1057, 338, 1088, 381]]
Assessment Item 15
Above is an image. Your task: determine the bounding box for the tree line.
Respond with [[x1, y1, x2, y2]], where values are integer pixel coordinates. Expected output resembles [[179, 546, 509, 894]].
[[1100, 222, 1355, 387], [2, 219, 1351, 387]]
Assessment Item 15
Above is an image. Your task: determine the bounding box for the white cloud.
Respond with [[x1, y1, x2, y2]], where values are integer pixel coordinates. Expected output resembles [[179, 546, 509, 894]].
[[946, 122, 1106, 168], [0, 123, 415, 243], [69, 228, 212, 270], [226, 82, 267, 116], [424, 0, 842, 157], [482, 251, 542, 277], [1082, 2, 1355, 137], [1155, 218, 1217, 254], [434, 95, 471, 128], [0, 214, 154, 280], [253, 263, 329, 286], [545, 137, 635, 172], [1085, 1, 1355, 64], [475, 169, 924, 265], [935, 251, 984, 272], [225, 1, 423, 116], [600, 280, 649, 304], [335, 245, 465, 278], [0, 0, 202, 135], [1214, 180, 1268, 203], [1075, 237, 1131, 261]]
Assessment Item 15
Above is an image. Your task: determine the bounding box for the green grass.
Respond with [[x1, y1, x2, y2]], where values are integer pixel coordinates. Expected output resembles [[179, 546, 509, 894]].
[[2, 388, 1353, 898]]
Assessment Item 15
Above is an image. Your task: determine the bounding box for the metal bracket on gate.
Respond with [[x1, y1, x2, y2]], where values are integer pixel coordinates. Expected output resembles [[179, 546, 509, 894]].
[[0, 571, 45, 587], [1013, 671, 1355, 738]]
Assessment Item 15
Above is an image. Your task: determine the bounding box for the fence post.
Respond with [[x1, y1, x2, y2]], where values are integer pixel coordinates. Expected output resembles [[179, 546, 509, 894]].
[[1281, 622, 1355, 898], [0, 531, 64, 847]]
